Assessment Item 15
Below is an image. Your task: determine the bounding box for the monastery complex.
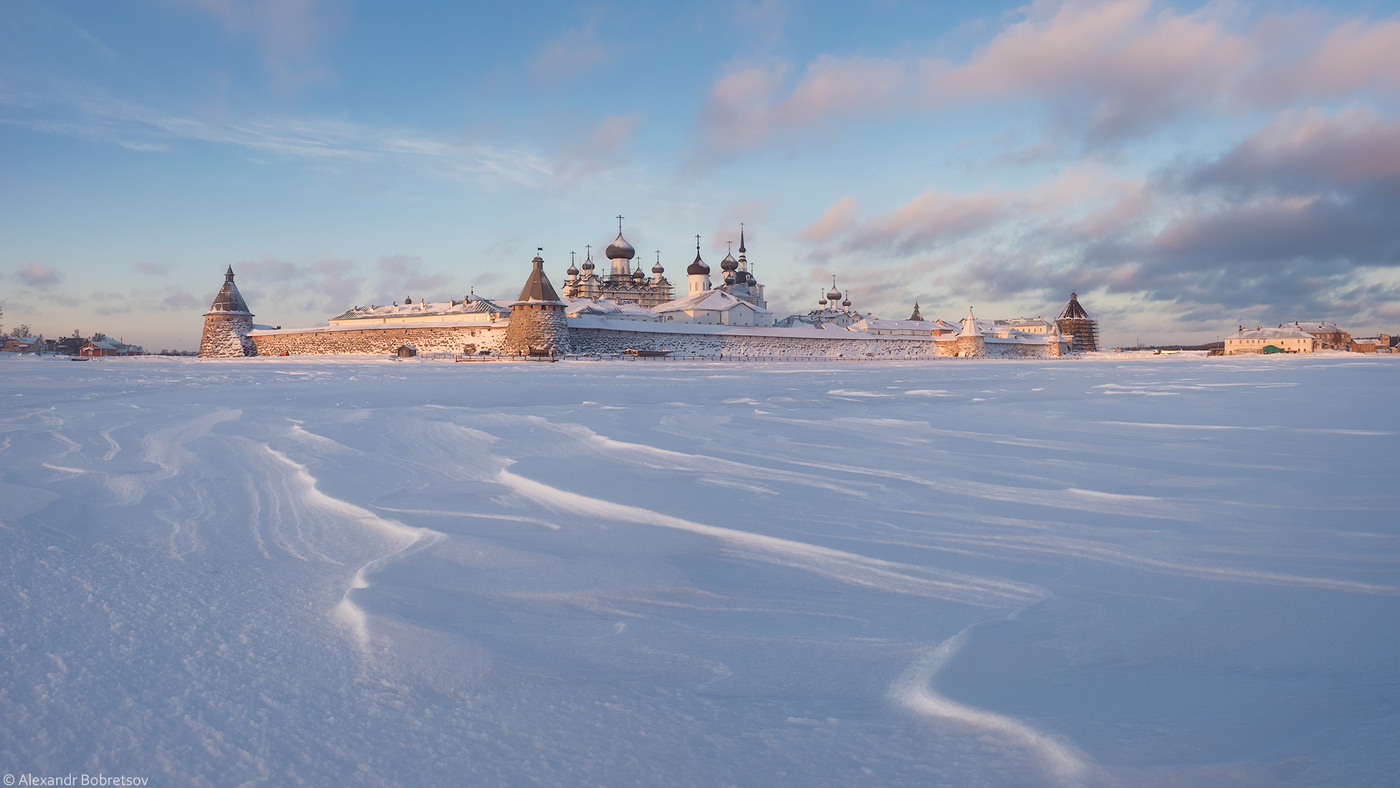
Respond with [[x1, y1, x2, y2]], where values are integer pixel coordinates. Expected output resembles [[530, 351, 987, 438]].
[[201, 221, 1096, 360]]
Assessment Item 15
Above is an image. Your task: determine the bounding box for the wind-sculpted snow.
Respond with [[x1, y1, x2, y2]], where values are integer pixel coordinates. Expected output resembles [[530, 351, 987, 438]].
[[0, 354, 1397, 786]]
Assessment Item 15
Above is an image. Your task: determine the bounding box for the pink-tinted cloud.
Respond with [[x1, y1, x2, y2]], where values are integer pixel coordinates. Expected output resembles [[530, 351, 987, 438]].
[[532, 17, 610, 82], [699, 0, 1400, 153], [168, 0, 338, 90], [19, 262, 61, 288], [798, 196, 861, 243], [796, 105, 1400, 329], [704, 56, 908, 153], [376, 255, 449, 302], [553, 114, 641, 186], [1190, 107, 1400, 190]]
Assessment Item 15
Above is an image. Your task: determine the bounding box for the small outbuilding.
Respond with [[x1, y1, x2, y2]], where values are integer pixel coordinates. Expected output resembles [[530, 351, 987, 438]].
[[395, 345, 418, 358]]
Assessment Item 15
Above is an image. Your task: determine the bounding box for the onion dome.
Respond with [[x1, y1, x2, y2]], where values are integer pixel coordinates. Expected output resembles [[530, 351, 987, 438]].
[[720, 243, 738, 272], [566, 252, 579, 276], [632, 266, 645, 282], [842, 292, 851, 308], [687, 239, 709, 275], [724, 272, 736, 285], [826, 286, 841, 301], [818, 291, 828, 307], [651, 254, 663, 275], [606, 217, 635, 260]]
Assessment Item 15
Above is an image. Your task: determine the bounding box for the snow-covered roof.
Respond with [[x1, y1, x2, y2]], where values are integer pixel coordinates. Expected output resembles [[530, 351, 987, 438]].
[[657, 289, 771, 315], [563, 298, 661, 320], [997, 317, 1051, 329], [959, 308, 983, 338], [1225, 326, 1315, 340], [1293, 321, 1346, 334], [331, 295, 506, 322]]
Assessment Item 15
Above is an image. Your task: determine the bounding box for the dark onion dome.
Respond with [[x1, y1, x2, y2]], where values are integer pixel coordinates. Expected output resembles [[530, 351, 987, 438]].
[[631, 267, 645, 282], [724, 272, 735, 285], [842, 294, 851, 308], [1058, 291, 1090, 320], [207, 265, 253, 315], [687, 250, 709, 275], [738, 227, 746, 254], [566, 255, 579, 276], [581, 254, 594, 271], [826, 286, 841, 301], [818, 292, 828, 306], [606, 231, 636, 261], [720, 250, 738, 272], [651, 258, 664, 275]]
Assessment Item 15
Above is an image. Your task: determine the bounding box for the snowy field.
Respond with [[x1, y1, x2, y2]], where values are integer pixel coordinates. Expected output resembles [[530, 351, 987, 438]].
[[1, 353, 1396, 787]]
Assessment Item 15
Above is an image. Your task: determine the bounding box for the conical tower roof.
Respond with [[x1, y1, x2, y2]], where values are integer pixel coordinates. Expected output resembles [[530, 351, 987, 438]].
[[206, 265, 253, 316], [1058, 292, 1090, 320], [959, 307, 983, 337], [908, 302, 924, 321], [517, 251, 562, 303]]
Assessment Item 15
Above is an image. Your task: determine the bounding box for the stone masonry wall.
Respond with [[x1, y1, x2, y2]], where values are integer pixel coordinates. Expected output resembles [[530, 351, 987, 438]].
[[573, 327, 949, 358], [249, 324, 507, 356], [502, 304, 570, 355], [245, 320, 1061, 359], [200, 314, 256, 358]]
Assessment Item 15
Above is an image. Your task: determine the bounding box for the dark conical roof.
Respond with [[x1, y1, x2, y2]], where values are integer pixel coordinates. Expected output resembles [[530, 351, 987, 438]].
[[1058, 292, 1090, 320], [206, 265, 253, 316], [517, 253, 562, 303], [909, 302, 924, 321]]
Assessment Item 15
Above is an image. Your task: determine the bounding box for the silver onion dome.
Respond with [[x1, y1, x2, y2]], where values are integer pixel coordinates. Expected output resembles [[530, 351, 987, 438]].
[[606, 232, 635, 261]]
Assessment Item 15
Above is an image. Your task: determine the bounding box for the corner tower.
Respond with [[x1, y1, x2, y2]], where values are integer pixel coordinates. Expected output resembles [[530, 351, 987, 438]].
[[1054, 292, 1099, 352], [199, 266, 256, 358], [504, 250, 570, 356]]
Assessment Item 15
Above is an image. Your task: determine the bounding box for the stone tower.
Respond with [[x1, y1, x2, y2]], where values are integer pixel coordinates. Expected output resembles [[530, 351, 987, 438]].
[[503, 251, 570, 356], [199, 265, 256, 358], [1054, 292, 1099, 352], [951, 307, 986, 357]]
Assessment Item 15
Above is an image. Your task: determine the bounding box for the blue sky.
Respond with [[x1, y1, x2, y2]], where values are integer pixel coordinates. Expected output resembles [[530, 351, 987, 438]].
[[3, 0, 1399, 350]]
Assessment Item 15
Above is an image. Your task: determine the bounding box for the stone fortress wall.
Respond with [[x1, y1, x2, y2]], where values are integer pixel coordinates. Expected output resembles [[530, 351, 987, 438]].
[[247, 321, 1062, 359], [226, 240, 1077, 361], [250, 325, 506, 356]]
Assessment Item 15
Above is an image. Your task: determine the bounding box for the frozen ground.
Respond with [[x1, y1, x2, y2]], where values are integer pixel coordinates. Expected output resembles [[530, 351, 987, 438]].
[[1, 353, 1396, 787]]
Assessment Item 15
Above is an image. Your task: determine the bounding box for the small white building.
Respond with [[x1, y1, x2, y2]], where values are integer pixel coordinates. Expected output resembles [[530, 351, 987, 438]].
[[850, 318, 958, 337], [656, 288, 773, 326], [1223, 325, 1316, 354], [995, 317, 1052, 335], [329, 294, 507, 327]]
